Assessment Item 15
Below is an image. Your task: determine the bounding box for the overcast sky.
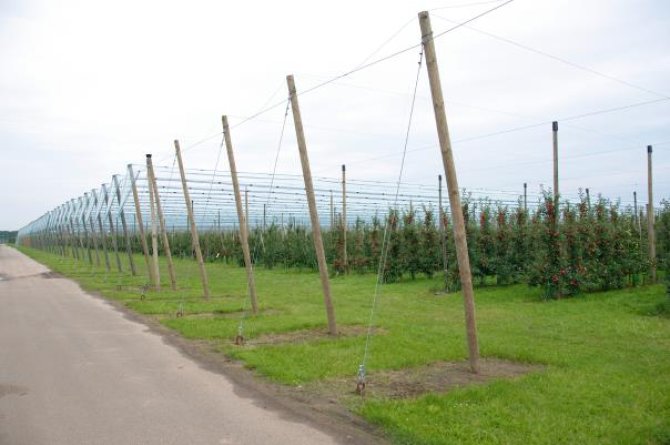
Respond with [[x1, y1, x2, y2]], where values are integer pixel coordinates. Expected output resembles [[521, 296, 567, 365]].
[[1, 0, 669, 230]]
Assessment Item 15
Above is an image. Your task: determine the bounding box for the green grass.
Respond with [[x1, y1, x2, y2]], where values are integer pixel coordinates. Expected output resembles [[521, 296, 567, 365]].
[[19, 247, 670, 444]]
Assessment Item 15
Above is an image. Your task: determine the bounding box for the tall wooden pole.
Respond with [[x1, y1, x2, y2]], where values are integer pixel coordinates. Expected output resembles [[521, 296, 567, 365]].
[[586, 188, 591, 210], [287, 74, 337, 335], [647, 145, 656, 282], [523, 182, 527, 212], [222, 115, 258, 314], [419, 11, 479, 373], [174, 140, 210, 299], [341, 164, 348, 273], [128, 164, 154, 283], [112, 175, 137, 276], [633, 191, 640, 231], [146, 155, 177, 290], [552, 121, 559, 207], [146, 163, 161, 290]]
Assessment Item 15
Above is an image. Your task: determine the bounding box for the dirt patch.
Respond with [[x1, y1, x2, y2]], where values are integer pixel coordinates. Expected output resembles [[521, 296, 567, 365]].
[[180, 308, 285, 320], [246, 325, 385, 346], [304, 358, 542, 401], [112, 284, 149, 293], [125, 294, 245, 303], [149, 308, 285, 321]]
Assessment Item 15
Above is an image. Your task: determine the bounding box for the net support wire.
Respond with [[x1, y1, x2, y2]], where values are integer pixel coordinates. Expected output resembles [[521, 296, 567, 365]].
[[234, 97, 292, 346], [357, 48, 424, 396]]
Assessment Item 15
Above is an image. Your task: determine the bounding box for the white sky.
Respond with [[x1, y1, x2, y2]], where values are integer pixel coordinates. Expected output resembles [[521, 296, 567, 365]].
[[1, 0, 669, 229]]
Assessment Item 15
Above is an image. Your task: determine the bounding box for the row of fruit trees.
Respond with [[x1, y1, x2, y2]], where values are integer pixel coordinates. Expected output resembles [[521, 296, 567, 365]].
[[129, 193, 669, 299]]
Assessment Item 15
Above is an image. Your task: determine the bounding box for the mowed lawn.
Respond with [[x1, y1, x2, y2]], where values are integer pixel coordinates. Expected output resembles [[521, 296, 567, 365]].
[[20, 247, 670, 444]]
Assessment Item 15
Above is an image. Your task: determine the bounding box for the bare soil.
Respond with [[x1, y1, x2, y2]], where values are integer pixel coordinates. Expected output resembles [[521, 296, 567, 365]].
[[245, 325, 385, 346], [178, 308, 284, 320], [302, 359, 542, 403]]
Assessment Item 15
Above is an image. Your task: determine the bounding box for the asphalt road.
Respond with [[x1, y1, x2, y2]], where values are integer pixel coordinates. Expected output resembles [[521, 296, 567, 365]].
[[0, 246, 343, 445]]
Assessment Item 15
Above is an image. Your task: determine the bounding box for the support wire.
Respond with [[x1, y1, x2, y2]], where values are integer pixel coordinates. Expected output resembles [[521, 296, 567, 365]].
[[357, 48, 425, 394]]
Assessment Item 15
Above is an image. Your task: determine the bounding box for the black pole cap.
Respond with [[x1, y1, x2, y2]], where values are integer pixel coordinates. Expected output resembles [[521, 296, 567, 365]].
[[342, 164, 346, 172], [438, 174, 442, 181], [146, 154, 152, 158], [647, 145, 653, 153], [552, 121, 558, 131]]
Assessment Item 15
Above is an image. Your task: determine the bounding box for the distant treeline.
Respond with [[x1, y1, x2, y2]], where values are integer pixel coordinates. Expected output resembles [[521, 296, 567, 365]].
[[0, 231, 17, 244]]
